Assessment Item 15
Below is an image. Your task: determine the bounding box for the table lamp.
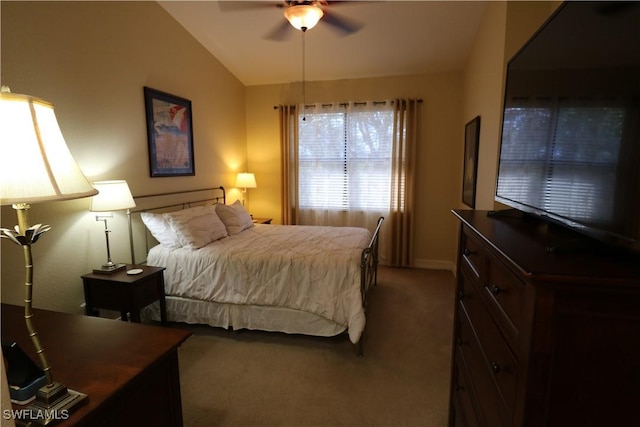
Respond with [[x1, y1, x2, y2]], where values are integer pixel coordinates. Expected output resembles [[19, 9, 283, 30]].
[[0, 87, 94, 423], [89, 180, 136, 274], [235, 172, 257, 206]]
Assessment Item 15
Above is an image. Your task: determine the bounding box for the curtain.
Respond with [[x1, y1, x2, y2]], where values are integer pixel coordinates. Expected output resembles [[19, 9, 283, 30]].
[[388, 98, 419, 267], [279, 105, 298, 225], [279, 99, 419, 267]]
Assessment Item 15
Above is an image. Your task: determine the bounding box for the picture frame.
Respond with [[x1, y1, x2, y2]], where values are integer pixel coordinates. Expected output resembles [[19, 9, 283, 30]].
[[144, 87, 195, 177], [462, 116, 481, 208]]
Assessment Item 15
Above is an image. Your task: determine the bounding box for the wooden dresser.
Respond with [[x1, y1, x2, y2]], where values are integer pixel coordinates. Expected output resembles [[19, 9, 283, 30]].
[[1, 304, 191, 426], [449, 210, 640, 427]]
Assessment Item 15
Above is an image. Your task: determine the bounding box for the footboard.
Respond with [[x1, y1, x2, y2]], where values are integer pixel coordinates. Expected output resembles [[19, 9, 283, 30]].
[[355, 216, 383, 356], [360, 216, 384, 309]]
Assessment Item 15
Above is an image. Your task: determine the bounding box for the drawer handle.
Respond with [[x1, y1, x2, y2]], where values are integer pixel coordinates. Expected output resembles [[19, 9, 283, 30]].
[[456, 338, 463, 346], [455, 384, 465, 391], [463, 248, 475, 256], [458, 291, 465, 301], [490, 361, 502, 374], [490, 285, 503, 295]]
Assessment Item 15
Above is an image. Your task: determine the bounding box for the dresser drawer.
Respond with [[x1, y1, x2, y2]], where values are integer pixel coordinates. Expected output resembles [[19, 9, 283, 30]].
[[456, 302, 509, 427], [451, 349, 481, 427], [460, 227, 484, 281], [483, 253, 526, 349], [460, 272, 518, 421]]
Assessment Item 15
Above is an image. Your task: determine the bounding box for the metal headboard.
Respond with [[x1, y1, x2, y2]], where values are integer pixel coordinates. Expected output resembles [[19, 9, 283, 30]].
[[126, 186, 226, 264]]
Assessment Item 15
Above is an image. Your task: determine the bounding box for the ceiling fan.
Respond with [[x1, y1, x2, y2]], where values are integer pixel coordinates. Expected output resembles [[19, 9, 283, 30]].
[[219, 1, 364, 41]]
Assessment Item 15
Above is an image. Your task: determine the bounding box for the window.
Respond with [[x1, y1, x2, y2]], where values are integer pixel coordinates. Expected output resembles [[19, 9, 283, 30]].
[[297, 103, 394, 211], [280, 98, 419, 266]]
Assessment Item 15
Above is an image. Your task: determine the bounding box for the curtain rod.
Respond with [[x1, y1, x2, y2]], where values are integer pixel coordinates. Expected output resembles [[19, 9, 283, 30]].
[[273, 99, 423, 110]]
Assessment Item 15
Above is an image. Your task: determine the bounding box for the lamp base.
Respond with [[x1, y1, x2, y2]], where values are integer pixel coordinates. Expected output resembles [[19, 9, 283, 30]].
[[16, 382, 87, 426], [92, 263, 126, 275]]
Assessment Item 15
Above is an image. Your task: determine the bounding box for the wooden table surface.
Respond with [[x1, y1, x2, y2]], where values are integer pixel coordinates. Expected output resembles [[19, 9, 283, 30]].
[[1, 303, 191, 426]]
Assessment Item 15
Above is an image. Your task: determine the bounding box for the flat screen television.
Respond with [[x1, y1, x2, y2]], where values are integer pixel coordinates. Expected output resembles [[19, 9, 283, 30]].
[[495, 1, 640, 253]]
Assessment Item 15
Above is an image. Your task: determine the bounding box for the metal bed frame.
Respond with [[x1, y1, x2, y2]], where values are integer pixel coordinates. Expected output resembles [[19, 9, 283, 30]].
[[126, 186, 226, 264], [357, 215, 384, 355], [127, 186, 383, 356]]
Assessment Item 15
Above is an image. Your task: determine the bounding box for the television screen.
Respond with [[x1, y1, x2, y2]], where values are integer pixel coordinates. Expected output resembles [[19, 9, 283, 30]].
[[495, 1, 640, 252]]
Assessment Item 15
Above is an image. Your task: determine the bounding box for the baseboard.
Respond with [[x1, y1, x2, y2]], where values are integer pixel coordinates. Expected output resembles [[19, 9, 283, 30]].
[[412, 259, 456, 272]]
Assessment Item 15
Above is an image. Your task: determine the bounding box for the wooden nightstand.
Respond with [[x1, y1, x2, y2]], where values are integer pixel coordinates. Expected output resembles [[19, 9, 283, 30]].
[[252, 217, 272, 224], [82, 264, 167, 325]]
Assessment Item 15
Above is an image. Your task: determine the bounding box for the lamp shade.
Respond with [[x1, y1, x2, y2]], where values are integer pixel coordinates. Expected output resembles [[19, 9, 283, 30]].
[[89, 180, 136, 212], [284, 4, 324, 31], [0, 88, 98, 205], [235, 173, 257, 189]]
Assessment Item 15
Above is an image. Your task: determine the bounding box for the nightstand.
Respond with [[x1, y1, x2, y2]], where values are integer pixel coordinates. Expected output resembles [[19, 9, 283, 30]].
[[82, 264, 167, 325], [252, 217, 272, 224]]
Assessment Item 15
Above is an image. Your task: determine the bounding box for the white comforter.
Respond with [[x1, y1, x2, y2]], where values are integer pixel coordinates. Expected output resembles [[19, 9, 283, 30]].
[[147, 224, 372, 343]]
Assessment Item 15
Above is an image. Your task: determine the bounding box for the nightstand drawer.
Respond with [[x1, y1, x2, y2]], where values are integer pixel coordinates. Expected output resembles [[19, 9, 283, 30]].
[[86, 281, 133, 311]]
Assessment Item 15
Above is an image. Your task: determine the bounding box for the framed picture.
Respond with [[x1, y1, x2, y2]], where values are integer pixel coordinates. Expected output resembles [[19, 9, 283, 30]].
[[462, 116, 481, 208], [144, 87, 195, 177]]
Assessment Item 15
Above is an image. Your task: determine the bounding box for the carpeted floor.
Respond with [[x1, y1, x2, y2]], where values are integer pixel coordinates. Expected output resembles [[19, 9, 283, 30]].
[[175, 267, 456, 427]]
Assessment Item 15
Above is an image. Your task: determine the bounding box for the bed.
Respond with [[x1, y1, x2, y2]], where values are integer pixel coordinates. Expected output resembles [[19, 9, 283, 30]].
[[129, 187, 383, 355]]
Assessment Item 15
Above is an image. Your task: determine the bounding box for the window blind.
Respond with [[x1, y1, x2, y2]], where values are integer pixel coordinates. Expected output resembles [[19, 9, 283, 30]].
[[298, 103, 394, 211]]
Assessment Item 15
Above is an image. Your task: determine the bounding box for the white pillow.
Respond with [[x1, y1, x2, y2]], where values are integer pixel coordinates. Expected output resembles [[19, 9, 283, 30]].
[[140, 212, 181, 249], [164, 205, 228, 249], [215, 200, 254, 235]]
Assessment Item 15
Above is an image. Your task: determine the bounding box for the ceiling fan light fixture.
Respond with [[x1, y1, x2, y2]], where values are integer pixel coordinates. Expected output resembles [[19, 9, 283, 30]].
[[284, 4, 324, 31]]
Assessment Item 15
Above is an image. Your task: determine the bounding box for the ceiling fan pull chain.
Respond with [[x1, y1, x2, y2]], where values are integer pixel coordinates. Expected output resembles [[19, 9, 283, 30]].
[[302, 28, 307, 121]]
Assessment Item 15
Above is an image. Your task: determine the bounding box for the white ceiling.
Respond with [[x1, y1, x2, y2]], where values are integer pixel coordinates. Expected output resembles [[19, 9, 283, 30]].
[[160, 1, 487, 86]]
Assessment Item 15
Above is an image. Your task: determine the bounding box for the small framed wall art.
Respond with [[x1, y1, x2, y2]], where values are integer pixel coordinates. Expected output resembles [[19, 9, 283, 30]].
[[462, 116, 481, 208], [144, 87, 195, 177]]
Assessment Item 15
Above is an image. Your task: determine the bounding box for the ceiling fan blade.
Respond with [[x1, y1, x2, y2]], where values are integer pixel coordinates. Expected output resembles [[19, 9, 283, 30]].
[[263, 20, 294, 41], [322, 1, 364, 6], [218, 1, 284, 12], [321, 11, 363, 35]]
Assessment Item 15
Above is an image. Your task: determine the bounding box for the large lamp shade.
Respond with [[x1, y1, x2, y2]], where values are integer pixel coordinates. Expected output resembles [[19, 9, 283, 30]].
[[0, 89, 97, 205]]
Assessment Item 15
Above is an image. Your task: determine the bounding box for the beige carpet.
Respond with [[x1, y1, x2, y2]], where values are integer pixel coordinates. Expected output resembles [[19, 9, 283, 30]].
[[176, 267, 455, 427]]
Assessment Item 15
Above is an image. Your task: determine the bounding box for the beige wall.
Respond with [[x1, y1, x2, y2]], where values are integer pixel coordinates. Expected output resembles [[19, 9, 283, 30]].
[[0, 1, 561, 314], [1, 1, 247, 313]]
